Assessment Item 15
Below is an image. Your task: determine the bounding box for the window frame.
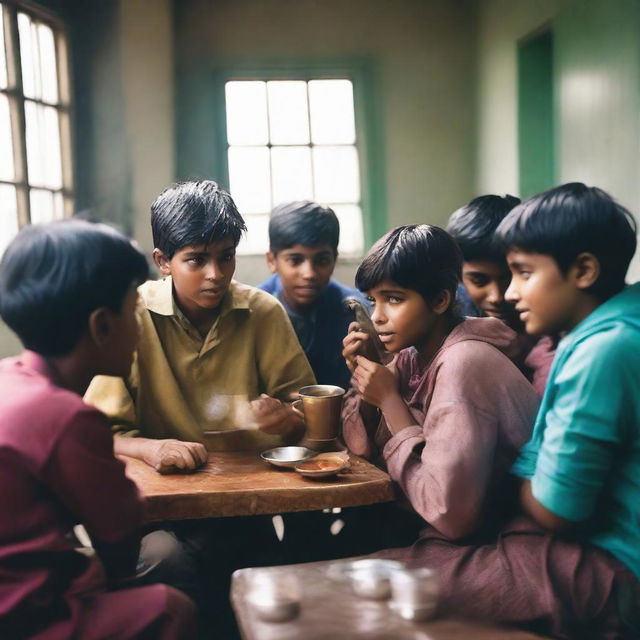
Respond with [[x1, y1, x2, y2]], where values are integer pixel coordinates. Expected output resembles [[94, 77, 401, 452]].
[[0, 0, 74, 230], [210, 58, 386, 256]]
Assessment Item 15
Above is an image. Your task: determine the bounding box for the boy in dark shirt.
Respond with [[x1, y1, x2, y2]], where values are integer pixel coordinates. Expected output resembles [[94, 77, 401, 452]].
[[260, 201, 366, 391], [0, 221, 195, 639]]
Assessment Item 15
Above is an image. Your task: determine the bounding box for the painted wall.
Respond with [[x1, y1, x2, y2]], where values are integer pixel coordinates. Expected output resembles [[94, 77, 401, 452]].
[[174, 0, 477, 286], [476, 0, 639, 278]]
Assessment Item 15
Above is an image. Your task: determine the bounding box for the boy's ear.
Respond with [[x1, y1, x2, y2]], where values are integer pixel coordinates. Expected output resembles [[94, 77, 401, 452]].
[[432, 290, 452, 316], [571, 252, 600, 290], [266, 251, 277, 273], [153, 248, 171, 276], [87, 307, 112, 347]]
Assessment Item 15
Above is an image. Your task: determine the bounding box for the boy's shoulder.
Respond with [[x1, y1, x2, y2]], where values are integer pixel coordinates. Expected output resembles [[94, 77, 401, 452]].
[[559, 283, 640, 367], [0, 355, 105, 455]]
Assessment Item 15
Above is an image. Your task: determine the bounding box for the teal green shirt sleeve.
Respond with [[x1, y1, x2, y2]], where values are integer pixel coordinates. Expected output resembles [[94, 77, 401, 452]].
[[531, 326, 634, 522]]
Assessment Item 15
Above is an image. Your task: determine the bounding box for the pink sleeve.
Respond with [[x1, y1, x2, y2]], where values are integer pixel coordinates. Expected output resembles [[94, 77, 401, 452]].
[[341, 386, 377, 458], [383, 400, 497, 540]]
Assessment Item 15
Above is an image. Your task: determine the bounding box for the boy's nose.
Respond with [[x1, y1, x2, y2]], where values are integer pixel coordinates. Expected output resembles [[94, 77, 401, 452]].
[[486, 282, 504, 305], [371, 306, 386, 325], [504, 279, 519, 303], [206, 263, 223, 281], [300, 260, 316, 279]]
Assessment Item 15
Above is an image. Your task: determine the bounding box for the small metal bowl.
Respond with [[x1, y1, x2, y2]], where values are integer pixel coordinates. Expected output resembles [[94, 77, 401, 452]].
[[260, 446, 317, 469]]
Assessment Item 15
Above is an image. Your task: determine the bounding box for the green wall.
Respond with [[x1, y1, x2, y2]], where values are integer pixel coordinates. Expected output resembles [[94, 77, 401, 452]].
[[518, 30, 555, 198], [477, 0, 639, 279]]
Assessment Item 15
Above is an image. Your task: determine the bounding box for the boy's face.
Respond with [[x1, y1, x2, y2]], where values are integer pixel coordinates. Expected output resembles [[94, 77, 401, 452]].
[[366, 280, 441, 354], [505, 249, 584, 335], [154, 236, 236, 320], [266, 243, 336, 313], [462, 259, 519, 328]]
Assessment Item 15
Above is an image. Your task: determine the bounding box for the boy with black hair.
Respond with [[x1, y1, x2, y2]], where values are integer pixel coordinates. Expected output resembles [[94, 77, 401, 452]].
[[378, 183, 640, 639], [85, 180, 315, 635], [259, 200, 366, 391], [447, 194, 555, 394], [446, 194, 521, 321], [0, 220, 195, 639], [87, 181, 314, 463]]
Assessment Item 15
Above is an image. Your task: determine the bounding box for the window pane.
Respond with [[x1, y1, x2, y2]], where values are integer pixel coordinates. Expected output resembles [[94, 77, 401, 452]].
[[0, 5, 7, 89], [271, 146, 313, 205], [30, 188, 62, 224], [0, 94, 14, 181], [236, 213, 269, 255], [18, 13, 40, 100], [38, 23, 58, 104], [228, 146, 271, 214], [225, 81, 268, 146], [332, 204, 364, 256], [309, 79, 356, 144], [25, 101, 63, 189], [313, 146, 360, 203], [267, 81, 309, 145], [0, 184, 18, 256]]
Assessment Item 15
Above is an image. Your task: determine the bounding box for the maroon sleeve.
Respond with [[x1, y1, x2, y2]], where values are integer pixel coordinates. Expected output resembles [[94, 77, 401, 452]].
[[44, 405, 144, 544]]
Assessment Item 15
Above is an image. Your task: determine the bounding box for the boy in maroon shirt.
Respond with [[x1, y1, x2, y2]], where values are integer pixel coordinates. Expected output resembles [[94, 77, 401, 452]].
[[0, 221, 196, 639]]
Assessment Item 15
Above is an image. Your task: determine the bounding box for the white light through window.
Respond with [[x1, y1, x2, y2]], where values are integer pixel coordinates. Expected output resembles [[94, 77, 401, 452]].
[[0, 3, 73, 254], [225, 79, 363, 256]]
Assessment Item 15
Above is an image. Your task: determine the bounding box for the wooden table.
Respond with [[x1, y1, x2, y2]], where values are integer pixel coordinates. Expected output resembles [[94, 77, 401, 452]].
[[231, 561, 550, 640], [124, 451, 395, 522]]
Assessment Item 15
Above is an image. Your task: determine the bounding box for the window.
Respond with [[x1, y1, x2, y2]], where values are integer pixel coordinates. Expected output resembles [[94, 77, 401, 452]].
[[224, 77, 365, 256], [0, 2, 72, 254]]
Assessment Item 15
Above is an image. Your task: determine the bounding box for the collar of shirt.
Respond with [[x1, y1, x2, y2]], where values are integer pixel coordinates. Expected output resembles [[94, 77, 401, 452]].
[[142, 276, 251, 356], [143, 276, 250, 318]]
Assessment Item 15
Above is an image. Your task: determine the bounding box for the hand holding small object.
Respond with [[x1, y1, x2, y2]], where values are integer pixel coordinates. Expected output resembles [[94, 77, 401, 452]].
[[353, 356, 399, 409], [343, 321, 370, 373], [251, 394, 304, 440]]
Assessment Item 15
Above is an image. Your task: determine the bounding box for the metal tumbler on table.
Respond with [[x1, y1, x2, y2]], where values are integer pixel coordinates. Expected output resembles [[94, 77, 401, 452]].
[[297, 384, 345, 452]]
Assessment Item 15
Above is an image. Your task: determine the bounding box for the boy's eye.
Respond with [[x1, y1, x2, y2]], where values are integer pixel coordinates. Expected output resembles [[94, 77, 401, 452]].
[[365, 296, 376, 305], [187, 256, 205, 265], [388, 296, 402, 304], [286, 256, 303, 266], [221, 253, 235, 262], [314, 256, 332, 267], [468, 276, 489, 287]]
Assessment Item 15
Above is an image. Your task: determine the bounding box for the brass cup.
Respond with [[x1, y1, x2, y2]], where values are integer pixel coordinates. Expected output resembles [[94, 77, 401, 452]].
[[298, 385, 346, 442]]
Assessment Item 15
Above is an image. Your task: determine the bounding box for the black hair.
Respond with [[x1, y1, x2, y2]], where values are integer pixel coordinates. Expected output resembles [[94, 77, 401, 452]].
[[151, 180, 246, 258], [0, 220, 149, 357], [496, 182, 637, 299], [355, 225, 462, 313], [269, 201, 339, 253], [446, 194, 520, 262]]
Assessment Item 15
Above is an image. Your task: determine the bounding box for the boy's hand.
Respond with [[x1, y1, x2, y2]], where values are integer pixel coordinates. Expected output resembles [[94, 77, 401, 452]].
[[353, 356, 399, 409], [251, 394, 305, 441], [143, 439, 208, 474], [343, 321, 370, 373]]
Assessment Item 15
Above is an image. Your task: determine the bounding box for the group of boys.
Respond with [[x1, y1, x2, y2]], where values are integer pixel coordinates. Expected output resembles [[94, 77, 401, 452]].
[[0, 178, 638, 639]]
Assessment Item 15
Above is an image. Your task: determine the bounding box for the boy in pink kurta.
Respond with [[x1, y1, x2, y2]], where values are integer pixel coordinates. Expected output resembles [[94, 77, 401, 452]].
[[0, 222, 195, 639], [343, 316, 539, 540]]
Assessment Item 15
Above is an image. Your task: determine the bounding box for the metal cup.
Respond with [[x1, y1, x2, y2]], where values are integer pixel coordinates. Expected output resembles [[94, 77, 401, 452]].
[[298, 385, 345, 442]]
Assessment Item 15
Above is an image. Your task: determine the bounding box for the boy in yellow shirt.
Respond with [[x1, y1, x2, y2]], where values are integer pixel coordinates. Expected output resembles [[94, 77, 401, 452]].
[[86, 180, 315, 633]]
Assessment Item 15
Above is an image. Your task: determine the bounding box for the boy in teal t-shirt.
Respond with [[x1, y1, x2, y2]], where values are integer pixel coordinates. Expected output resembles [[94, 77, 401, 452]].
[[377, 183, 640, 639]]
